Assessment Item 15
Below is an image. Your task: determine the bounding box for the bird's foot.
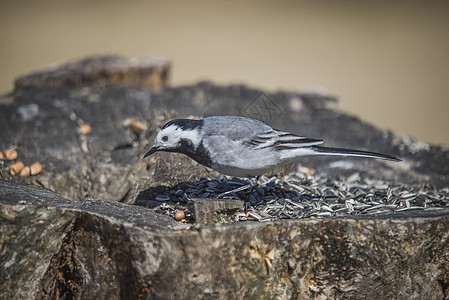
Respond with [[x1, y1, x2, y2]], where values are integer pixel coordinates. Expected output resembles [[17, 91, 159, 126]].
[[216, 177, 259, 199]]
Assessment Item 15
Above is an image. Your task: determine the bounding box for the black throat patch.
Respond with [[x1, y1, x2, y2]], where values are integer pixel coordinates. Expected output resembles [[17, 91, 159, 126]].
[[175, 138, 212, 168]]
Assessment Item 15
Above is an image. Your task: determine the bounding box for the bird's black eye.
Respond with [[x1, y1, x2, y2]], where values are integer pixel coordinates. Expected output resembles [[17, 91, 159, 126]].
[[162, 135, 168, 142]]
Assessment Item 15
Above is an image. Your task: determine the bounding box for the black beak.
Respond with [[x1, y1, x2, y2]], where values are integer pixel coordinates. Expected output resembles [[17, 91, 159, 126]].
[[143, 146, 159, 158]]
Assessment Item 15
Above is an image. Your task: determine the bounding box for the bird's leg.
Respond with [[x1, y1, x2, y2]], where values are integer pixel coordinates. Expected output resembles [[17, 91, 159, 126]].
[[244, 176, 259, 212], [217, 176, 259, 199]]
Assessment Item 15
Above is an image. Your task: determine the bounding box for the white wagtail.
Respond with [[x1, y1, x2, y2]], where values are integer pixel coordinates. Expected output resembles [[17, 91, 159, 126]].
[[144, 116, 400, 197]]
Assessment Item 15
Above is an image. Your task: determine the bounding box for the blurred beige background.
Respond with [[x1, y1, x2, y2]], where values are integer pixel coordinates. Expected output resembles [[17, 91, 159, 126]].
[[1, 0, 448, 145]]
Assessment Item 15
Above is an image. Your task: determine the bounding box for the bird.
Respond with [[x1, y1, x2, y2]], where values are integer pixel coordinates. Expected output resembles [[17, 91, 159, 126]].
[[144, 116, 400, 197]]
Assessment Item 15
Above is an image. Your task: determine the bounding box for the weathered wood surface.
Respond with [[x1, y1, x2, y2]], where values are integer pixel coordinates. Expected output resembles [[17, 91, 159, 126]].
[[1, 180, 448, 299], [0, 56, 448, 299]]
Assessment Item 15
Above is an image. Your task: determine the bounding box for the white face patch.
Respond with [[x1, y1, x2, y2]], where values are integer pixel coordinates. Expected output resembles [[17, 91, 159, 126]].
[[154, 124, 201, 150]]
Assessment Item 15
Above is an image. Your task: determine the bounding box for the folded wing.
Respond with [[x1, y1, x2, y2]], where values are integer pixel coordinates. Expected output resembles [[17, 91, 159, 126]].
[[244, 130, 323, 150]]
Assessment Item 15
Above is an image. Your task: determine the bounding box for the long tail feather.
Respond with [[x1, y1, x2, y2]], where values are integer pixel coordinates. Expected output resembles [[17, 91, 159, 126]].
[[311, 146, 401, 161]]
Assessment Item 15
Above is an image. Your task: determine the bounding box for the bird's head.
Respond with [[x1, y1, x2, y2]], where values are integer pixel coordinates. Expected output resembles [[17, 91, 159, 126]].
[[144, 119, 203, 157]]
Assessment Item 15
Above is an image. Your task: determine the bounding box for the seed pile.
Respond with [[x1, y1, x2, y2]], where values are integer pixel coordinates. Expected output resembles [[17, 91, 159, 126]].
[[145, 172, 449, 222]]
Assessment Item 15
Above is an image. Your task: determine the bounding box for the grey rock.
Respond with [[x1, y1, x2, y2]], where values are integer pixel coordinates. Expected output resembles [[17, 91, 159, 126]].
[[14, 55, 169, 90], [1, 56, 448, 299], [188, 198, 244, 224], [1, 180, 448, 299]]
